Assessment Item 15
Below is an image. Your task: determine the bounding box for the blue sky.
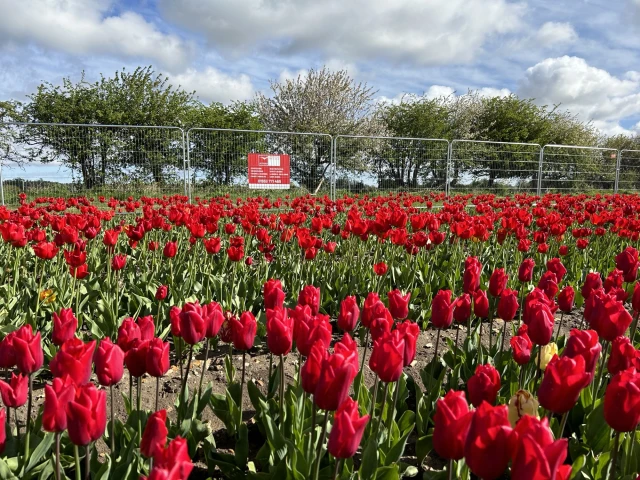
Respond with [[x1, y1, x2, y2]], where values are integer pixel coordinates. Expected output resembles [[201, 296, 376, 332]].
[[1, 0, 640, 135]]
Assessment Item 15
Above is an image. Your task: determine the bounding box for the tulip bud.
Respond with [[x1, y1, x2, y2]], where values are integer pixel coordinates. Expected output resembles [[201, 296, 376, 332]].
[[540, 343, 558, 371], [507, 390, 539, 427]]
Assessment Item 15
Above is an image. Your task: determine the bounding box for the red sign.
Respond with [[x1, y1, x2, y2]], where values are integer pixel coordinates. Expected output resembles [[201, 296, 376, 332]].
[[248, 153, 290, 189]]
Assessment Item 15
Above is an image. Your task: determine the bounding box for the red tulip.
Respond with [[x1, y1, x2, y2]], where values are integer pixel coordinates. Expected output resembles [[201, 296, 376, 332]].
[[111, 254, 127, 271], [467, 364, 501, 407], [179, 302, 207, 345], [137, 315, 156, 341], [12, 325, 44, 374], [510, 328, 533, 365], [298, 285, 321, 315], [369, 306, 393, 342], [327, 398, 369, 459], [337, 296, 360, 332], [155, 285, 168, 301], [497, 288, 519, 321], [52, 308, 78, 346], [0, 372, 28, 408], [314, 343, 358, 411], [291, 306, 332, 357], [202, 302, 225, 338], [431, 290, 454, 329], [433, 390, 473, 460], [537, 271, 559, 299], [615, 246, 639, 277], [43, 376, 76, 433], [396, 320, 420, 366], [453, 293, 472, 324], [94, 338, 124, 387], [163, 241, 177, 258], [50, 338, 96, 385], [473, 289, 490, 318], [117, 317, 141, 352], [70, 263, 89, 279], [604, 368, 640, 432], [230, 311, 257, 351], [387, 289, 410, 320], [581, 272, 603, 301], [373, 262, 388, 276], [546, 258, 567, 282], [227, 245, 244, 261], [588, 293, 633, 342], [141, 409, 168, 458], [511, 416, 570, 480], [203, 237, 221, 255], [361, 292, 382, 328], [124, 340, 149, 378], [147, 436, 193, 480], [562, 329, 601, 383], [169, 306, 182, 337], [369, 331, 405, 383], [264, 279, 285, 310], [463, 257, 482, 294], [147, 338, 170, 378], [608, 336, 638, 376], [557, 286, 574, 313], [538, 355, 590, 414], [518, 258, 535, 282], [0, 333, 16, 370], [33, 241, 59, 260], [266, 307, 294, 356], [526, 301, 555, 346], [464, 402, 512, 480], [301, 341, 328, 395], [489, 268, 508, 297], [66, 383, 107, 446]]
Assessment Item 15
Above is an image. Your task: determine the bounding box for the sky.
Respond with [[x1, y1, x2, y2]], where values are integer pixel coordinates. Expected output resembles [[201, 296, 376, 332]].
[[1, 0, 640, 136]]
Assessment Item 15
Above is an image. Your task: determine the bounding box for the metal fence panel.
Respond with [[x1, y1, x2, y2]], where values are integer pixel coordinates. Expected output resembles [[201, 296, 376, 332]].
[[540, 145, 618, 194], [186, 128, 333, 201], [448, 140, 541, 195], [333, 135, 449, 197], [0, 123, 187, 205], [617, 150, 640, 193]]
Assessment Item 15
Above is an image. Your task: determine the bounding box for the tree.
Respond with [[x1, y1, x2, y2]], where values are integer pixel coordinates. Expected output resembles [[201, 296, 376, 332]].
[[256, 67, 381, 191], [20, 67, 195, 189], [184, 102, 263, 186]]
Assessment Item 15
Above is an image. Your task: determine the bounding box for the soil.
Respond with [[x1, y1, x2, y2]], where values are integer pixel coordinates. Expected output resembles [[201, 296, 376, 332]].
[[14, 309, 585, 479]]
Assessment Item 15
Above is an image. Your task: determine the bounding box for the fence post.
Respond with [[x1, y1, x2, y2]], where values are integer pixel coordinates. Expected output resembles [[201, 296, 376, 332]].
[[445, 141, 452, 197], [184, 129, 191, 203], [614, 150, 621, 194], [537, 146, 544, 196]]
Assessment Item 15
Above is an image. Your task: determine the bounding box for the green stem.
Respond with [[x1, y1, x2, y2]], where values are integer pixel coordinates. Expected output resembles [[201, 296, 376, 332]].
[[448, 459, 454, 480], [110, 385, 115, 454], [84, 443, 90, 480], [610, 432, 620, 480], [74, 445, 81, 480], [313, 410, 330, 480], [24, 373, 33, 464], [333, 458, 343, 480], [155, 376, 160, 412], [309, 402, 317, 475], [555, 312, 565, 342], [558, 411, 569, 438], [386, 378, 401, 448], [591, 341, 610, 411], [239, 350, 246, 429], [55, 432, 61, 480], [137, 377, 142, 441], [198, 338, 210, 397], [279, 354, 285, 432]]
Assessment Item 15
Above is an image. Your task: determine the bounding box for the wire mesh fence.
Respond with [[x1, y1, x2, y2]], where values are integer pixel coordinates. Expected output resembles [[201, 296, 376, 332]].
[[1, 121, 638, 204], [448, 141, 541, 195], [539, 145, 618, 194], [617, 150, 640, 193], [0, 123, 187, 205], [333, 135, 449, 197], [186, 128, 333, 201]]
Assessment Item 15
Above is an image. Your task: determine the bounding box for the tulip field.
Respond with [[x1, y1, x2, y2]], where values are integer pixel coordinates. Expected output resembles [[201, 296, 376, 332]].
[[1, 191, 640, 480]]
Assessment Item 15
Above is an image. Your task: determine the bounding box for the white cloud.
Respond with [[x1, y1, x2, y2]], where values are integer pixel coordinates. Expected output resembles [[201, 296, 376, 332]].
[[519, 56, 640, 134], [159, 0, 525, 65], [0, 0, 191, 71], [535, 22, 577, 47], [477, 87, 512, 97], [171, 67, 254, 104], [278, 69, 309, 84], [425, 85, 456, 99]]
